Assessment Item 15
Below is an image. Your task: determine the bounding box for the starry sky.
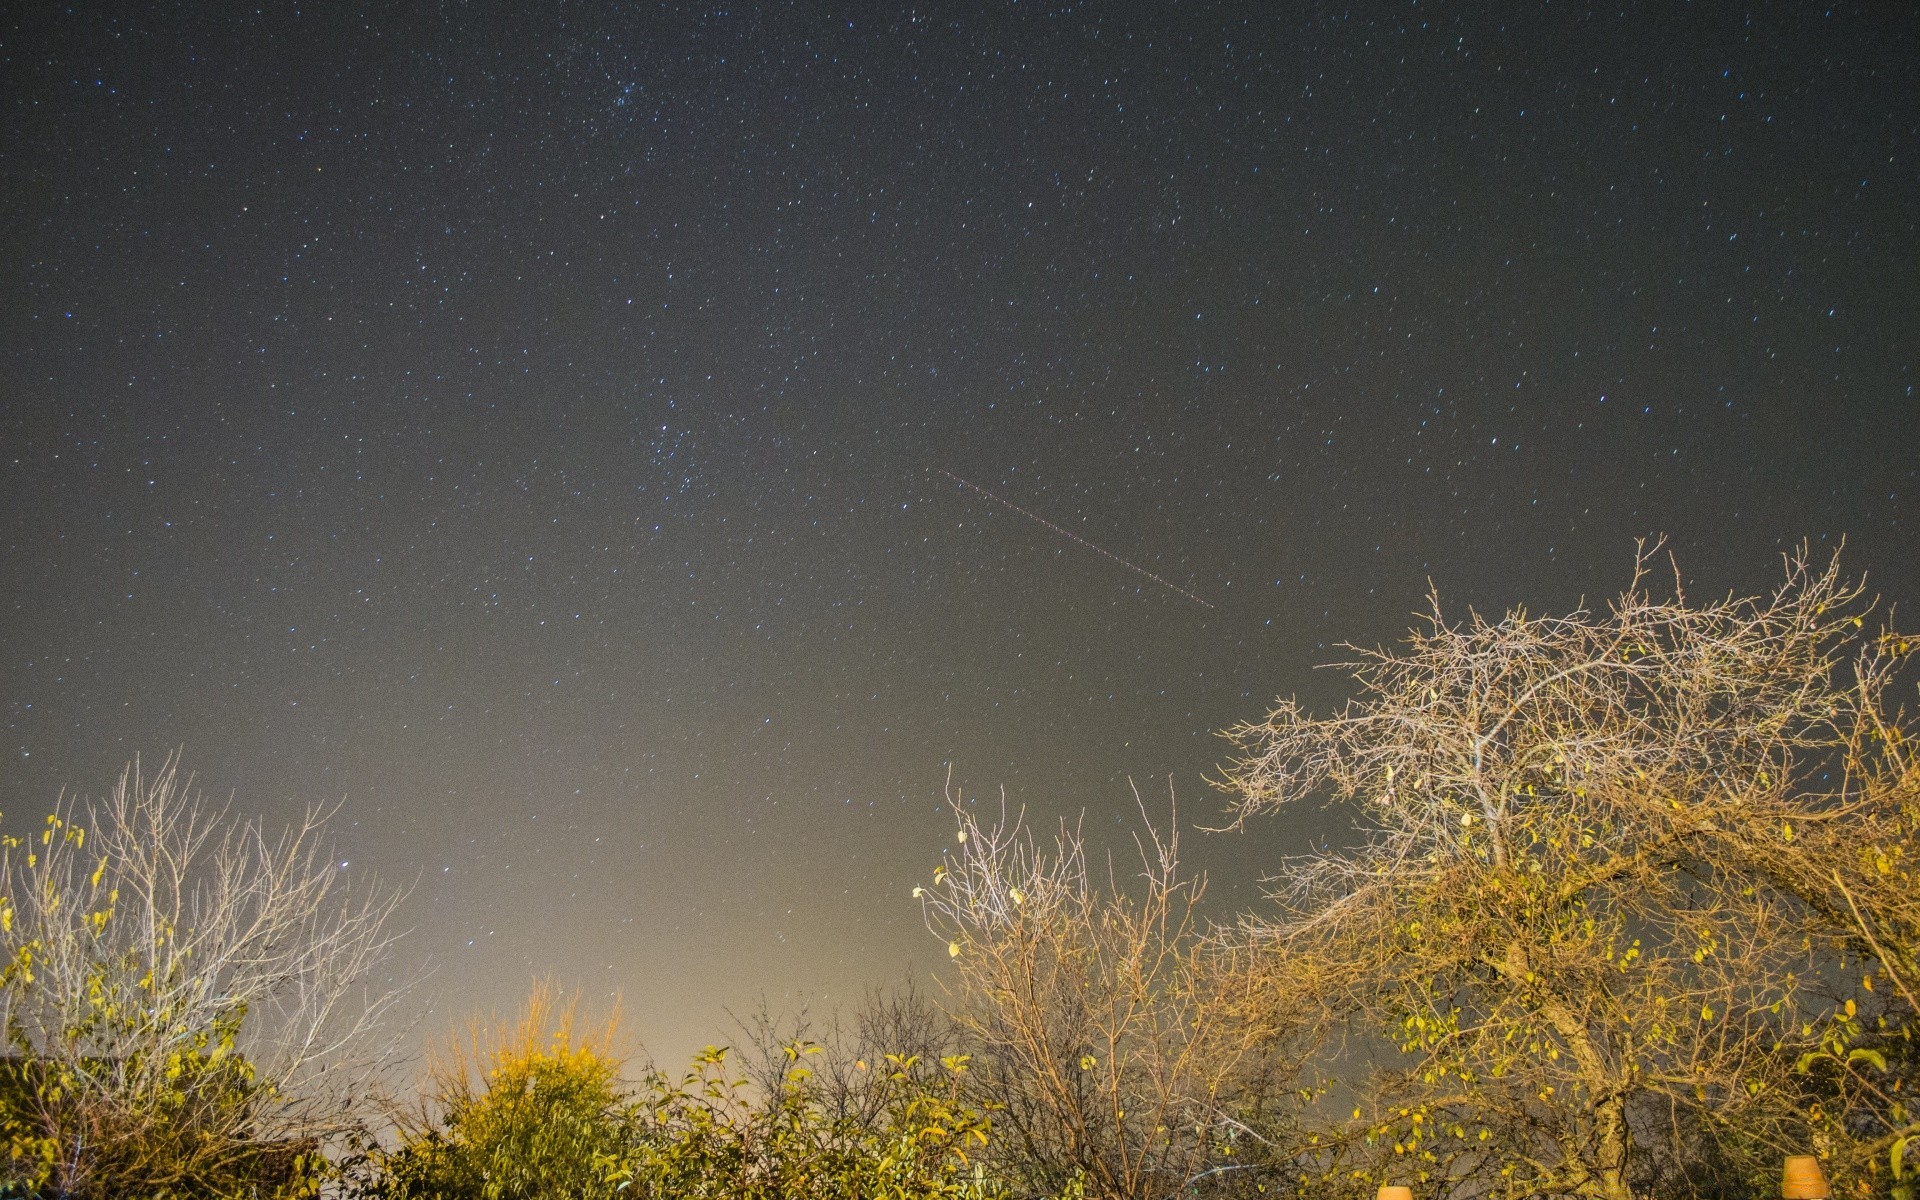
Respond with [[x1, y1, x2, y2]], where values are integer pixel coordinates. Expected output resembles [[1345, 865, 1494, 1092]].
[[3, 2, 1916, 1063]]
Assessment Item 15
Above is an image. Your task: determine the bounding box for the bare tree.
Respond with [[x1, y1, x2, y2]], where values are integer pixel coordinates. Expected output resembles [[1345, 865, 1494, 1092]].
[[918, 776, 1313, 1200], [0, 753, 408, 1197], [1214, 544, 1918, 1199], [726, 980, 964, 1138]]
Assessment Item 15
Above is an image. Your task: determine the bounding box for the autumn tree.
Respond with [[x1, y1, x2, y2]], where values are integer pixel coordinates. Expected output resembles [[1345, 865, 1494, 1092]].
[[0, 753, 406, 1198], [1721, 616, 1920, 1195], [918, 779, 1314, 1200], [1214, 545, 1919, 1199]]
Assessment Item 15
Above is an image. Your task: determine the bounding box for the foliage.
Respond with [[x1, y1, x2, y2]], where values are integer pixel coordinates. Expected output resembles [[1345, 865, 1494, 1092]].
[[612, 1041, 1004, 1200], [16, 547, 1918, 1199], [1214, 544, 1920, 1200], [361, 982, 1014, 1200], [917, 778, 1314, 1200], [368, 982, 633, 1199], [1741, 618, 1920, 1198], [0, 754, 402, 1199]]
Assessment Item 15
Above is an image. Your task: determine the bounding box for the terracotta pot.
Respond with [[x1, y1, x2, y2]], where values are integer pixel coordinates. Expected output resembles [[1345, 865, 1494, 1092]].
[[1781, 1154, 1831, 1199], [1376, 1188, 1414, 1200]]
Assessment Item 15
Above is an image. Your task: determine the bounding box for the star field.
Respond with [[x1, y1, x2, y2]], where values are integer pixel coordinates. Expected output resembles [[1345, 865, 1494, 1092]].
[[3, 2, 1915, 1060]]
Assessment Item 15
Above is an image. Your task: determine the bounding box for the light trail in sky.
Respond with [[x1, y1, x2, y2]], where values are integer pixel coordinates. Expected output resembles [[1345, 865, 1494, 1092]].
[[933, 468, 1216, 610]]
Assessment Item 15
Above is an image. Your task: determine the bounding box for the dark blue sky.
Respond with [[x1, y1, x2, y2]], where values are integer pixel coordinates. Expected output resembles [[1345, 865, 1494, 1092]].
[[3, 1, 1914, 1061]]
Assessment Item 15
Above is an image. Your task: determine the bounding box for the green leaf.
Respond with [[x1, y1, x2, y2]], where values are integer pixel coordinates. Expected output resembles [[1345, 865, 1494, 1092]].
[[1896, 1134, 1914, 1182], [1849, 1047, 1889, 1072]]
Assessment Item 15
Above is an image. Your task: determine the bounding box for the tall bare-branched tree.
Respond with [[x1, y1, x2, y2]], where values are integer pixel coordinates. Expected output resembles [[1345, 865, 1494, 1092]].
[[919, 778, 1314, 1200], [1215, 545, 1918, 1200], [0, 753, 408, 1197]]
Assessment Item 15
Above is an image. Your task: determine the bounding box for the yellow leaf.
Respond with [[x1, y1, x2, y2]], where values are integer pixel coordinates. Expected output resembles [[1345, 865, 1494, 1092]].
[[948, 942, 961, 958]]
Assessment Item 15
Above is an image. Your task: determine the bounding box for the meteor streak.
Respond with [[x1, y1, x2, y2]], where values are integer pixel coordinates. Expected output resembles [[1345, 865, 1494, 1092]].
[[934, 469, 1215, 610]]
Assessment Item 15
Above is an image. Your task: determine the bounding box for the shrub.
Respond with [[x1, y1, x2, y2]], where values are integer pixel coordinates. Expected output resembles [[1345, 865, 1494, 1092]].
[[612, 1042, 1005, 1200], [364, 982, 1016, 1200], [373, 983, 633, 1200]]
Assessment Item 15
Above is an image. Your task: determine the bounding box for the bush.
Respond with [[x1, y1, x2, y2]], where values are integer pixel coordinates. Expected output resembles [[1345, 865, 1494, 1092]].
[[372, 984, 633, 1200], [612, 1042, 1005, 1200], [362, 983, 1016, 1200]]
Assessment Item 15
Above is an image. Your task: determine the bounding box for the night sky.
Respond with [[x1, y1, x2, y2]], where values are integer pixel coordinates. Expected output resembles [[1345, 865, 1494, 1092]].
[[3, 3, 1915, 1063]]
